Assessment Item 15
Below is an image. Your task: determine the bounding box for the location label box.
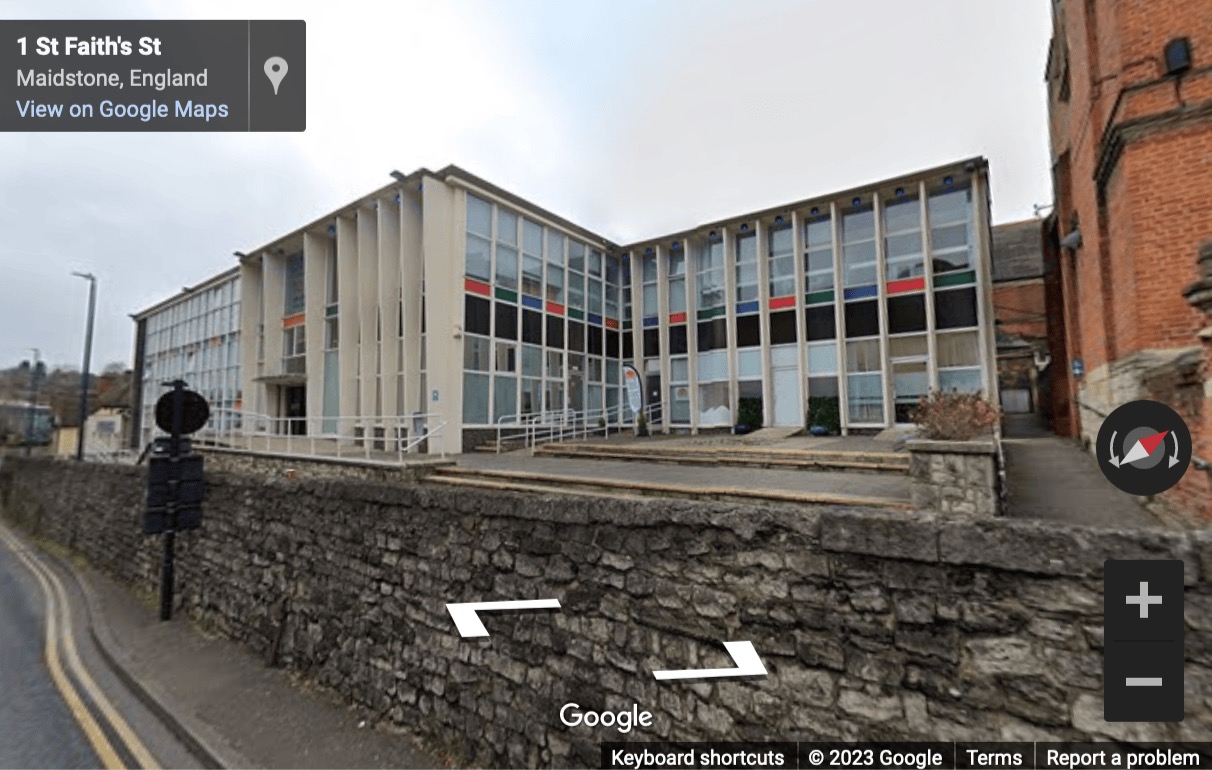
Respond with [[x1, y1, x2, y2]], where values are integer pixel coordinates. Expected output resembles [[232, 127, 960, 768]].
[[1103, 559, 1185, 722], [1, 20, 305, 131]]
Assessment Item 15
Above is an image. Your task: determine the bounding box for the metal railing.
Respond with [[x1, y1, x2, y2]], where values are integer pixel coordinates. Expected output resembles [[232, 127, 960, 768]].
[[494, 401, 664, 453], [186, 409, 448, 462]]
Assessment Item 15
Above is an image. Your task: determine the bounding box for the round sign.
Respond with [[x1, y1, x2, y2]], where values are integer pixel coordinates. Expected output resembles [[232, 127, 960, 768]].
[[1095, 399, 1191, 496], [154, 389, 211, 435]]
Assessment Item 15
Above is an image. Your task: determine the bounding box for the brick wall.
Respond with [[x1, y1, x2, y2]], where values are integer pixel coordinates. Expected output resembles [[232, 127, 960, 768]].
[[993, 279, 1047, 342], [2, 457, 1212, 767], [1047, 0, 1212, 518]]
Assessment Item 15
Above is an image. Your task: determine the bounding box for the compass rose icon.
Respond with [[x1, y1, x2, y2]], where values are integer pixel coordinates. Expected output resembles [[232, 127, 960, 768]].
[[1097, 400, 1191, 496]]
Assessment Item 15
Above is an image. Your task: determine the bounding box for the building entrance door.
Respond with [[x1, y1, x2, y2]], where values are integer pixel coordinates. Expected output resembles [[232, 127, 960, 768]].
[[284, 385, 306, 435], [645, 373, 662, 425], [771, 365, 801, 427]]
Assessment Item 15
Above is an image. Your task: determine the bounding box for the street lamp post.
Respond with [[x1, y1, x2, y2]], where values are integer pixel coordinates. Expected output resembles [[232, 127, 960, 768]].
[[72, 272, 97, 461]]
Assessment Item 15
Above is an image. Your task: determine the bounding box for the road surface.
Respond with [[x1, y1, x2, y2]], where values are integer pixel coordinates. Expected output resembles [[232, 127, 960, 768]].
[[0, 522, 202, 769]]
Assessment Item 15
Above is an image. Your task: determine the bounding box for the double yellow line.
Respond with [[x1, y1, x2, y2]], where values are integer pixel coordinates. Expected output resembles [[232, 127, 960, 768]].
[[0, 524, 159, 770]]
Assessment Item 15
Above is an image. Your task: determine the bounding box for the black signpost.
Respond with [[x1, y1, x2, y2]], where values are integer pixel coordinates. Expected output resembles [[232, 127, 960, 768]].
[[146, 380, 209, 621]]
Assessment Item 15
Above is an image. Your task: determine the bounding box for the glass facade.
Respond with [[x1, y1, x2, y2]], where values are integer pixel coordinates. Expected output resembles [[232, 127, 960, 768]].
[[618, 169, 988, 434], [139, 273, 242, 446], [462, 193, 625, 426]]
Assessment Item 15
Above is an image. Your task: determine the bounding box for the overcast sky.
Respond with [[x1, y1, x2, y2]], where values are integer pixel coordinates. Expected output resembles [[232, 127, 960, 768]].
[[0, 0, 1054, 371]]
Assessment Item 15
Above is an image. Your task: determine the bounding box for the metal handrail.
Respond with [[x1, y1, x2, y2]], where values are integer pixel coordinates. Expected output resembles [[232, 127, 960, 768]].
[[181, 409, 448, 463], [494, 401, 663, 452]]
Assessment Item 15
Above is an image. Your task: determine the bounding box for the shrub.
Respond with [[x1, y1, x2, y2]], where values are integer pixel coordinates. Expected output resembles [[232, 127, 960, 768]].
[[910, 390, 1000, 441], [807, 396, 841, 434], [737, 397, 763, 431]]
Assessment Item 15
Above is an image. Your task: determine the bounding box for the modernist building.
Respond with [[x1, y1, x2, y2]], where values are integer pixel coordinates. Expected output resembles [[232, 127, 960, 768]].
[[1044, 0, 1212, 519], [130, 267, 242, 448], [133, 158, 998, 454]]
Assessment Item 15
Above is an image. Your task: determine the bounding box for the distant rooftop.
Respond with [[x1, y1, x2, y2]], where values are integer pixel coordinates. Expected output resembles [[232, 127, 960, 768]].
[[992, 219, 1045, 283]]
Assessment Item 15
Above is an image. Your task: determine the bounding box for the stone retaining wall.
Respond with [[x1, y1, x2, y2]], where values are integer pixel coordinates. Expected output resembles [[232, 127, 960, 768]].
[[907, 439, 1001, 516], [1, 456, 1210, 767]]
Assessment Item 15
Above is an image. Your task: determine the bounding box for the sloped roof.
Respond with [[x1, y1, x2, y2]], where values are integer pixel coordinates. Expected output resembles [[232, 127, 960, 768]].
[[992, 219, 1045, 283]]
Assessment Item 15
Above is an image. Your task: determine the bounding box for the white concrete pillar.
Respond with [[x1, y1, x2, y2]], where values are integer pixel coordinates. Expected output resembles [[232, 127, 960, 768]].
[[921, 181, 940, 393], [756, 219, 772, 428], [377, 197, 401, 421], [303, 232, 326, 433], [723, 226, 738, 427], [874, 191, 892, 427], [357, 205, 379, 421], [400, 188, 424, 420], [831, 203, 848, 435], [792, 211, 808, 427], [336, 215, 358, 432], [421, 176, 461, 454], [971, 169, 1000, 407], [238, 260, 262, 417]]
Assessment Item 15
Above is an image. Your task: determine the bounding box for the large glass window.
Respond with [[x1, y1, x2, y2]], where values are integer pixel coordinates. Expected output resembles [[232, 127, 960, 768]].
[[667, 248, 687, 314], [284, 253, 305, 315], [642, 252, 659, 317], [696, 239, 726, 311], [462, 373, 489, 424], [568, 242, 585, 310], [463, 336, 490, 371], [929, 183, 973, 273], [496, 243, 518, 291], [497, 208, 518, 246], [698, 348, 730, 426], [522, 219, 543, 296], [464, 295, 490, 336], [604, 254, 619, 319], [804, 215, 834, 292], [883, 193, 923, 281], [735, 231, 758, 303], [546, 230, 565, 303], [770, 310, 797, 345], [668, 356, 690, 424], [887, 294, 926, 334], [768, 225, 795, 298], [325, 241, 338, 305], [841, 202, 877, 287], [465, 194, 493, 282], [844, 300, 879, 339], [806, 305, 837, 341], [935, 287, 979, 329], [493, 376, 516, 423], [846, 338, 883, 424], [937, 330, 982, 394], [698, 318, 727, 352], [622, 255, 633, 324], [494, 302, 517, 340]]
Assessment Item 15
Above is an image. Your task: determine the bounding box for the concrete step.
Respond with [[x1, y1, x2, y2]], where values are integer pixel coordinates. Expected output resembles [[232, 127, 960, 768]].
[[429, 466, 911, 509], [533, 442, 909, 473]]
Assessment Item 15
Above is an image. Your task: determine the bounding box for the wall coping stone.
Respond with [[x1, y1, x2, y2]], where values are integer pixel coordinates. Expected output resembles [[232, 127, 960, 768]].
[[906, 438, 997, 455], [199, 445, 455, 470]]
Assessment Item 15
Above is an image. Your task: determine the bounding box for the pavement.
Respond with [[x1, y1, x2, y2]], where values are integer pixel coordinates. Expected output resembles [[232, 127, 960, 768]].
[[1001, 414, 1168, 528], [457, 451, 913, 504], [561, 430, 896, 454], [62, 553, 441, 769]]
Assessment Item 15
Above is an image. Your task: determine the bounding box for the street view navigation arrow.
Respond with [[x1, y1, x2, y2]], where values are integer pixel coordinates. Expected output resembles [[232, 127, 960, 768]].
[[446, 599, 561, 638], [651, 641, 767, 681]]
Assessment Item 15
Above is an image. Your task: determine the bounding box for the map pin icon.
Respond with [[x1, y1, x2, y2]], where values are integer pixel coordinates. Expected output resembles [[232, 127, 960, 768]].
[[264, 56, 288, 95]]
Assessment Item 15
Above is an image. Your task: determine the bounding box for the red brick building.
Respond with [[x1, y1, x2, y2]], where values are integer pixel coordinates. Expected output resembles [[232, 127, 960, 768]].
[[992, 220, 1050, 417], [1044, 0, 1212, 519]]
